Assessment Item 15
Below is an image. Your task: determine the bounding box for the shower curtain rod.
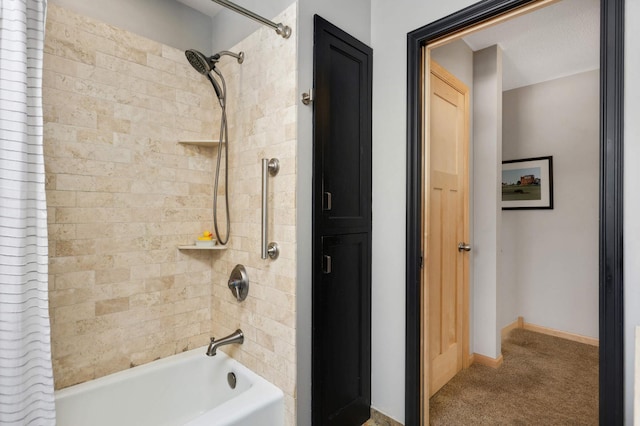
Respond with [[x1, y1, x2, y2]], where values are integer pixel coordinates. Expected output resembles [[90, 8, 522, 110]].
[[210, 0, 291, 39]]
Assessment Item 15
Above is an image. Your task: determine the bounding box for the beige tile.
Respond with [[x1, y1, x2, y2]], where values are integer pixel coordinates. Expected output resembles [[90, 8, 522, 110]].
[[54, 174, 96, 192], [51, 254, 116, 275], [95, 268, 130, 285], [55, 302, 95, 323], [93, 281, 145, 301], [47, 190, 77, 207], [55, 270, 95, 290], [94, 352, 131, 378], [56, 239, 97, 257], [50, 288, 94, 307], [53, 353, 95, 389], [44, 22, 97, 66], [95, 297, 130, 316], [48, 223, 77, 240], [93, 176, 132, 193]]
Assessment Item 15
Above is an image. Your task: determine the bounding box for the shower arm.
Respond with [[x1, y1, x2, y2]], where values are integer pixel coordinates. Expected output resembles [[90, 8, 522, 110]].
[[210, 0, 291, 39], [217, 50, 245, 64]]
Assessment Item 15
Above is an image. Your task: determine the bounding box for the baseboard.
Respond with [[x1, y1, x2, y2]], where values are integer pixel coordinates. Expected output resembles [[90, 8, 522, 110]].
[[501, 316, 599, 347], [522, 322, 599, 346], [501, 316, 524, 340], [471, 317, 597, 372], [473, 353, 503, 369]]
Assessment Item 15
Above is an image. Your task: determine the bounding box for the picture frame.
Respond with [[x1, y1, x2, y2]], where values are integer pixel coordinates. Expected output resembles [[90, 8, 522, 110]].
[[501, 156, 553, 210]]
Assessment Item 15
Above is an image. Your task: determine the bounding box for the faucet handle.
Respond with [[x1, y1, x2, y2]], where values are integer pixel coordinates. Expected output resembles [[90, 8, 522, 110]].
[[210, 337, 215, 343], [228, 265, 249, 302]]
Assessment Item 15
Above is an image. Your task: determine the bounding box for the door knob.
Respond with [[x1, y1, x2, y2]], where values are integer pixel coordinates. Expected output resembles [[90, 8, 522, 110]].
[[458, 242, 471, 252]]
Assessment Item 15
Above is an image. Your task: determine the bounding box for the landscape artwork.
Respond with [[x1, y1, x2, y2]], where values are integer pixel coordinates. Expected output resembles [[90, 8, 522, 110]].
[[501, 156, 553, 210], [502, 167, 542, 201]]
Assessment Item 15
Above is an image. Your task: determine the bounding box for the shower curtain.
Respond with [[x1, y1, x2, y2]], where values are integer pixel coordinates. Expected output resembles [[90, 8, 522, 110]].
[[0, 0, 56, 424]]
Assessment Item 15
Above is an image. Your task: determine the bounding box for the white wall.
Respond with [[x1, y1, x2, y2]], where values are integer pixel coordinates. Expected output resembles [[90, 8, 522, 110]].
[[295, 2, 371, 425], [499, 205, 519, 330], [48, 0, 212, 51], [625, 0, 640, 423], [472, 45, 503, 359], [370, 1, 486, 422], [431, 39, 474, 88], [501, 70, 599, 338]]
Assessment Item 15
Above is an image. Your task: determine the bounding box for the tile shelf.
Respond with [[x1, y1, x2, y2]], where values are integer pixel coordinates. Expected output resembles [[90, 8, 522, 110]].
[[178, 139, 223, 147], [178, 245, 226, 251]]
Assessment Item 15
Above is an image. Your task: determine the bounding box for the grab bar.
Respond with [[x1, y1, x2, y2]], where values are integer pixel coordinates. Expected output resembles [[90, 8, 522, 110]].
[[261, 158, 280, 259]]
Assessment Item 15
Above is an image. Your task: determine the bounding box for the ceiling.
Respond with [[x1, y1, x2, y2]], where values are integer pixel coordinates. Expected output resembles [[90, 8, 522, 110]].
[[177, 0, 600, 91], [177, 0, 223, 18], [462, 0, 600, 90]]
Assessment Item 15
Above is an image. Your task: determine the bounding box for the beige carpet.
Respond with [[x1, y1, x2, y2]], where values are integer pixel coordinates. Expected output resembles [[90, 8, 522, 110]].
[[429, 328, 598, 425]]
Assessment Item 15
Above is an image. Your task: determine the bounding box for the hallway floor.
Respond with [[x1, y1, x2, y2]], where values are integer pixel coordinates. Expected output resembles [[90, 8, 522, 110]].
[[430, 328, 598, 424]]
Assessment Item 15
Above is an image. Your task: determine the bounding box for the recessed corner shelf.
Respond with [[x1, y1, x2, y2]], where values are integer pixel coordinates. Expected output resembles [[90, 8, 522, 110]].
[[178, 245, 227, 251], [177, 139, 227, 252], [178, 139, 223, 147]]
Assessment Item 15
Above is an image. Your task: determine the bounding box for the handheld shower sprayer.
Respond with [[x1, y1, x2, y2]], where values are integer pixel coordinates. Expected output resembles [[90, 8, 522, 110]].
[[184, 49, 244, 107], [184, 48, 244, 246]]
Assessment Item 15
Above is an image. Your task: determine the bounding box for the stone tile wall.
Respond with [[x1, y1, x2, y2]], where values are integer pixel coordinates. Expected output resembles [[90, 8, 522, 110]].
[[208, 4, 298, 425], [43, 3, 298, 425], [44, 4, 218, 388]]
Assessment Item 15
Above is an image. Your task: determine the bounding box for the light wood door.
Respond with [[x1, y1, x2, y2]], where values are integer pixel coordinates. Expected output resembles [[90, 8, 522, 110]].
[[426, 60, 470, 398]]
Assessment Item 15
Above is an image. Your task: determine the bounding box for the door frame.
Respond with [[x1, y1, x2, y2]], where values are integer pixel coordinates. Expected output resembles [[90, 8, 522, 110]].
[[405, 0, 624, 424]]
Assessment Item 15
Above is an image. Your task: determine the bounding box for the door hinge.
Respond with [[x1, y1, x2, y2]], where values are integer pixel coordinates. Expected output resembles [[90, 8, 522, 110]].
[[420, 251, 424, 269]]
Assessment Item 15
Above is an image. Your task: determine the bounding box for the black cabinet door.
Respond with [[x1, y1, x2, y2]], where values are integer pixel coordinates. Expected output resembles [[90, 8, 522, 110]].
[[312, 15, 373, 426], [314, 234, 371, 426], [314, 16, 372, 234]]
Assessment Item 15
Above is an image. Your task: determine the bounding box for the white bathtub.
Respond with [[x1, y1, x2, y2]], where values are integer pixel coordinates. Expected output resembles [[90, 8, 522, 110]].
[[54, 346, 284, 426]]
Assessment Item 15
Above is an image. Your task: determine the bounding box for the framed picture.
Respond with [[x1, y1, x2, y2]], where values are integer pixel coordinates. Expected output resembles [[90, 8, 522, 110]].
[[502, 156, 553, 210]]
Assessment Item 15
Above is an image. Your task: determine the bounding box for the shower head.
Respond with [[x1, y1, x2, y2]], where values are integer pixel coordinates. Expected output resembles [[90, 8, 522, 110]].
[[185, 49, 244, 74], [185, 49, 214, 75], [185, 49, 224, 101], [184, 49, 244, 107]]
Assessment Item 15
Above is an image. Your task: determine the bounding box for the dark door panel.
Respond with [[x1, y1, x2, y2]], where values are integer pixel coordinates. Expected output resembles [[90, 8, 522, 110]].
[[312, 15, 373, 426], [315, 234, 371, 425], [314, 17, 372, 233]]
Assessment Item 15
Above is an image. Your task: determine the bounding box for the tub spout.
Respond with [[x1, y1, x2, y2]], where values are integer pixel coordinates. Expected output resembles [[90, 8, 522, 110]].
[[206, 329, 244, 356]]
